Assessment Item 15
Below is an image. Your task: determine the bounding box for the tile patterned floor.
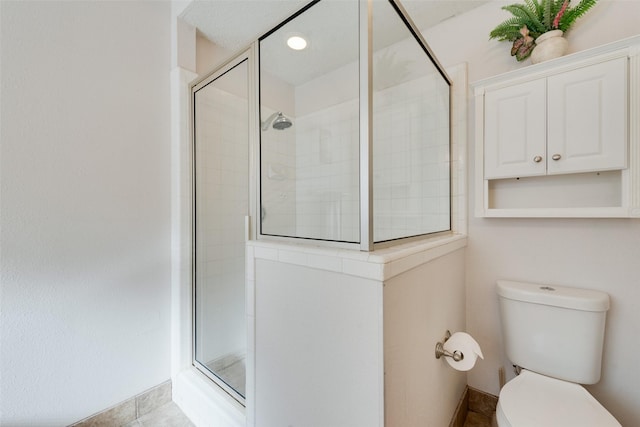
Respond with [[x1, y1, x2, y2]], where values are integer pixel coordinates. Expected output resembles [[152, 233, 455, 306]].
[[121, 404, 493, 427], [463, 410, 494, 427], [122, 402, 194, 427], [122, 402, 494, 427], [108, 386, 495, 427]]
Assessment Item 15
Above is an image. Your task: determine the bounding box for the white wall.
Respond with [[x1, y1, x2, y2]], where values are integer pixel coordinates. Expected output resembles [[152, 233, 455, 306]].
[[0, 1, 172, 424], [384, 248, 467, 427], [423, 1, 640, 425]]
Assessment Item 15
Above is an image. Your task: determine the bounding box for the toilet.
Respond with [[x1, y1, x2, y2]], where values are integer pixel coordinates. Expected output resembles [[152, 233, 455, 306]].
[[495, 280, 621, 427]]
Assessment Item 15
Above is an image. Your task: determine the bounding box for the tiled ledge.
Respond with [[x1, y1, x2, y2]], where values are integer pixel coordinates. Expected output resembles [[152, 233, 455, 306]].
[[248, 233, 467, 281]]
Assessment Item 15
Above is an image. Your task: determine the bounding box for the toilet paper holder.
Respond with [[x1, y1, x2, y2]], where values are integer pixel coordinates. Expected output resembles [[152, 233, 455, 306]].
[[435, 330, 464, 362]]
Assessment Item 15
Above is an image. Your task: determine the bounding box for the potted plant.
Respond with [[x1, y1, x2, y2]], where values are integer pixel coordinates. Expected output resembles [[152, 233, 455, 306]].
[[490, 0, 598, 62]]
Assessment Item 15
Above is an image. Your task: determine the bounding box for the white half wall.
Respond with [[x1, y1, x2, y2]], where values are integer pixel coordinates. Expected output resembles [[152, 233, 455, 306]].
[[247, 236, 467, 426], [423, 1, 640, 425], [254, 259, 384, 427], [1, 1, 172, 424]]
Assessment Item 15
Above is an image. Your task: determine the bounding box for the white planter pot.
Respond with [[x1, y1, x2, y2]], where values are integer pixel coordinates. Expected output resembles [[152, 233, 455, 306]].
[[531, 30, 568, 64]]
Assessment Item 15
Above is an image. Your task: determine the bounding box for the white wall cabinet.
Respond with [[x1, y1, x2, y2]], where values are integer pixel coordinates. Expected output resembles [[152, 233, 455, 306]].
[[485, 58, 627, 180], [474, 36, 640, 217]]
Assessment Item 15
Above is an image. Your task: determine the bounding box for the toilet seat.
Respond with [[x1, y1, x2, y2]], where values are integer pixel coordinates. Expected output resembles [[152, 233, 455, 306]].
[[496, 369, 621, 427]]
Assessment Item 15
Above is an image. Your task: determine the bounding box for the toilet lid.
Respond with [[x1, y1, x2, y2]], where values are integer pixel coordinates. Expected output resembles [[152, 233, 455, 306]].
[[497, 370, 621, 427]]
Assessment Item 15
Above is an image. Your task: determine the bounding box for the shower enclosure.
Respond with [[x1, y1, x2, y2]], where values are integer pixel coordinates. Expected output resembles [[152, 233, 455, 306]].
[[189, 0, 453, 411], [259, 0, 451, 249]]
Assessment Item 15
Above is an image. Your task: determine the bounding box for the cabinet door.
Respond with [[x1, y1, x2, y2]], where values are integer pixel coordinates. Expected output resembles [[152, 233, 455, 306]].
[[547, 57, 627, 175], [484, 79, 547, 179]]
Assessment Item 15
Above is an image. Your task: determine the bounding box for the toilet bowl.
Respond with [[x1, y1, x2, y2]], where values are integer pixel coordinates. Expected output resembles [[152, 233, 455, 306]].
[[496, 369, 620, 427]]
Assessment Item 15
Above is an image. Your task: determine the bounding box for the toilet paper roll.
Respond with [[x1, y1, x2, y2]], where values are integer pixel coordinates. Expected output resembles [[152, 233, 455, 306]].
[[443, 332, 484, 371]]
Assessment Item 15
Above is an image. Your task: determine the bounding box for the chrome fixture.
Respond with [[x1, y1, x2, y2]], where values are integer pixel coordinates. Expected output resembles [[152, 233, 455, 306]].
[[261, 111, 293, 131], [435, 330, 464, 362]]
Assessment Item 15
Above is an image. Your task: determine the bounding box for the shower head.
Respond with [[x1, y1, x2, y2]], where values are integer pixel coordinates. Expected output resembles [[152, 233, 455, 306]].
[[262, 112, 293, 131], [272, 113, 292, 130]]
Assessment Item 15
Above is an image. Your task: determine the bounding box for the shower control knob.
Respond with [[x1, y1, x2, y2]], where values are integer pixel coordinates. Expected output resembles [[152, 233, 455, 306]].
[[533, 156, 542, 163], [552, 154, 562, 161]]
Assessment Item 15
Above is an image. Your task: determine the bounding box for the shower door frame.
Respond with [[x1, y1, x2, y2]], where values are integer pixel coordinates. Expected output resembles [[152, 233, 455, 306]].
[[190, 47, 259, 406], [358, 0, 459, 252], [364, 0, 454, 251]]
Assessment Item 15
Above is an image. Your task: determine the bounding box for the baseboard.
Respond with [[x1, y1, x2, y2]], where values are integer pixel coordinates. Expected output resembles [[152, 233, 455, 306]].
[[172, 367, 245, 427], [69, 380, 172, 426], [449, 386, 469, 427]]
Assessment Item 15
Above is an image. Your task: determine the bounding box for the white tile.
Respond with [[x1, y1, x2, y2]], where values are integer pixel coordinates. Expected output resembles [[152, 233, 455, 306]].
[[306, 253, 342, 272], [246, 280, 255, 317], [386, 251, 426, 280], [247, 314, 255, 353], [253, 246, 278, 261], [278, 249, 308, 266], [245, 348, 256, 427], [246, 258, 255, 282], [342, 258, 384, 280]]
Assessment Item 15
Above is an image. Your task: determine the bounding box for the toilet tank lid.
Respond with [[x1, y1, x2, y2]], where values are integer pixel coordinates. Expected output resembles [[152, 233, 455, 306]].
[[497, 280, 610, 312]]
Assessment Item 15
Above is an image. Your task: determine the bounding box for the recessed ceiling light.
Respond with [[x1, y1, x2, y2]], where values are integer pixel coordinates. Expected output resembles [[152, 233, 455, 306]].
[[287, 35, 308, 51]]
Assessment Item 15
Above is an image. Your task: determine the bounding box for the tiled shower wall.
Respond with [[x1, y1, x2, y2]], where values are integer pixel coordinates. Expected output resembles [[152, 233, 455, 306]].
[[291, 72, 451, 243], [260, 107, 297, 237], [373, 73, 451, 241], [294, 101, 360, 242]]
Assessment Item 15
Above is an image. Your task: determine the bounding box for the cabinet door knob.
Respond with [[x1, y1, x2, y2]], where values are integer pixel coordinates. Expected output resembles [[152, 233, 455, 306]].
[[533, 156, 543, 163], [552, 154, 562, 161]]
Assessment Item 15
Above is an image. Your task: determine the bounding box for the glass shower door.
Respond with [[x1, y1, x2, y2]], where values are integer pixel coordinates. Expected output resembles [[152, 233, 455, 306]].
[[193, 58, 249, 402]]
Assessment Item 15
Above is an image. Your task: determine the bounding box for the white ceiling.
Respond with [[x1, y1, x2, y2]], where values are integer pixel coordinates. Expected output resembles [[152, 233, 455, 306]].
[[182, 0, 309, 54], [181, 0, 487, 85]]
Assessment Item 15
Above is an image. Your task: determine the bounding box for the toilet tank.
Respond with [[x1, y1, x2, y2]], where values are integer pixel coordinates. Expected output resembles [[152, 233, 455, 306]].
[[497, 280, 610, 384]]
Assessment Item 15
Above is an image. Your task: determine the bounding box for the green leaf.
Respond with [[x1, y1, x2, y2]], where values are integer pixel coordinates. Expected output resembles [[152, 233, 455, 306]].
[[530, 0, 545, 23], [560, 0, 598, 31], [543, 0, 553, 28], [525, 0, 540, 19], [502, 4, 546, 33], [490, 17, 527, 41]]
